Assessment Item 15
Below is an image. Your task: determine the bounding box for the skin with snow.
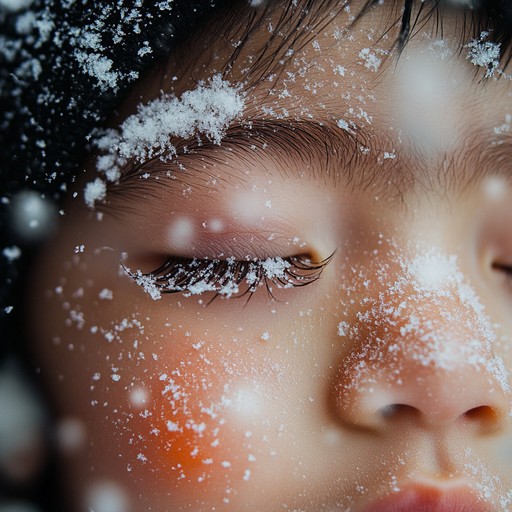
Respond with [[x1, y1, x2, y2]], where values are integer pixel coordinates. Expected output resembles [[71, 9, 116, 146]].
[[28, 1, 512, 511]]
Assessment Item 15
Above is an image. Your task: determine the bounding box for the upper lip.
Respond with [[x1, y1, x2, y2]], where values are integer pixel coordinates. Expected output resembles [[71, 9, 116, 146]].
[[356, 483, 494, 512]]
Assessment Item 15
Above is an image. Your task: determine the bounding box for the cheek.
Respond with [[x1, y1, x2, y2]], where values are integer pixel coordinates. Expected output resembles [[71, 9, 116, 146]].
[[126, 341, 251, 489], [30, 249, 266, 501]]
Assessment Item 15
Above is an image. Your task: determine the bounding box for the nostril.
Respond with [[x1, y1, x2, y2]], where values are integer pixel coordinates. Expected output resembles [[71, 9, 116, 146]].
[[379, 403, 420, 420], [464, 406, 503, 433]]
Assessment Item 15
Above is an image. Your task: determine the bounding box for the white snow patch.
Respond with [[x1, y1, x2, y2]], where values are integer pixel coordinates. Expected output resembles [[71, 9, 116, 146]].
[[482, 175, 508, 200], [88, 74, 244, 199], [98, 288, 113, 300], [2, 246, 21, 262], [406, 251, 458, 291], [85, 480, 130, 512], [333, 65, 346, 76], [74, 51, 121, 91], [337, 321, 349, 337], [10, 191, 57, 240], [129, 387, 149, 409], [358, 48, 382, 72], [466, 32, 501, 78], [261, 257, 290, 280], [128, 270, 162, 301], [0, 0, 33, 12], [84, 178, 107, 208]]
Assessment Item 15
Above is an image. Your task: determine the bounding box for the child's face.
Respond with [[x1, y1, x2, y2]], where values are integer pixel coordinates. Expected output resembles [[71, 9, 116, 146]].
[[30, 2, 512, 511]]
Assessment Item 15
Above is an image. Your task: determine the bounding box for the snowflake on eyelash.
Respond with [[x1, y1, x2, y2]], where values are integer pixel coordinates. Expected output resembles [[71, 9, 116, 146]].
[[127, 268, 162, 301], [122, 254, 334, 303]]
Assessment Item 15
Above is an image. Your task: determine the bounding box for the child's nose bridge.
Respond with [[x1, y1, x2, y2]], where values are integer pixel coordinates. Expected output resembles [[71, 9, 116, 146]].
[[332, 271, 511, 432]]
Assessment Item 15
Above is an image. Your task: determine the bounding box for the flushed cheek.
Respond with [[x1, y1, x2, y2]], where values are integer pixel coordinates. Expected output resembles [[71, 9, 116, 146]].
[[124, 336, 272, 503]]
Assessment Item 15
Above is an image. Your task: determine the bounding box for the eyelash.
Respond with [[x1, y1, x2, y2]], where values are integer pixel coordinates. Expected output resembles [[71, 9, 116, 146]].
[[125, 253, 333, 301]]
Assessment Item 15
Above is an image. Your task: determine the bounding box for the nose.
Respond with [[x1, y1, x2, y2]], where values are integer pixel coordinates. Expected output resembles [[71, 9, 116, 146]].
[[333, 256, 511, 433]]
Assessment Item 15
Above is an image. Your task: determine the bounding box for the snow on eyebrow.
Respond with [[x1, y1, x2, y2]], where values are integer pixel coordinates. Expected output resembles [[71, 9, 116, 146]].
[[84, 74, 245, 207]]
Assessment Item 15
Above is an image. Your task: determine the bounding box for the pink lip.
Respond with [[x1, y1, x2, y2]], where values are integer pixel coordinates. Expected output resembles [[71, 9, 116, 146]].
[[359, 484, 493, 512]]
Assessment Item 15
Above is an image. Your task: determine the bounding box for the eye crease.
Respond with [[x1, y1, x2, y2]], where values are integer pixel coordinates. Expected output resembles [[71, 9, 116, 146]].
[[124, 253, 334, 301]]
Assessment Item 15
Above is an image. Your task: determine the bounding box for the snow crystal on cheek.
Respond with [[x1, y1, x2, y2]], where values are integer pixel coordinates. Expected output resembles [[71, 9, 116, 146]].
[[129, 387, 150, 409], [230, 387, 265, 422]]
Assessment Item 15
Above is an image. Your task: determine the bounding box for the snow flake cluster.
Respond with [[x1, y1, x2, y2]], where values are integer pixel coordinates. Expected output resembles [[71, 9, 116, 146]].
[[466, 31, 502, 78], [85, 74, 245, 207]]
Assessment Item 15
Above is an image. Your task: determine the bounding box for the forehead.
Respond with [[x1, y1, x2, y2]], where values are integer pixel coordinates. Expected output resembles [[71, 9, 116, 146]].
[[114, 1, 512, 199]]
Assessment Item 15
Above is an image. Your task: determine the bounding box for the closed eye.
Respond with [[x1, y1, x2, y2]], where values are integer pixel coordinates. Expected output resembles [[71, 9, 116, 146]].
[[123, 253, 334, 302]]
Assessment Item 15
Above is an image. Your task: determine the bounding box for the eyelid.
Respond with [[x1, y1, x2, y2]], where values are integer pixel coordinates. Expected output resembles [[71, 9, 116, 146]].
[[124, 252, 334, 301]]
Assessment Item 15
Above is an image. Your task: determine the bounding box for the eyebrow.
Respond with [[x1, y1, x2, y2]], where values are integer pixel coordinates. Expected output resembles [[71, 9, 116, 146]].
[[113, 118, 409, 200], [109, 115, 512, 209]]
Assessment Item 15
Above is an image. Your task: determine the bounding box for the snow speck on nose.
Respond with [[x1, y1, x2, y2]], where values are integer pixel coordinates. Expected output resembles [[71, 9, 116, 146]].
[[405, 250, 458, 291]]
